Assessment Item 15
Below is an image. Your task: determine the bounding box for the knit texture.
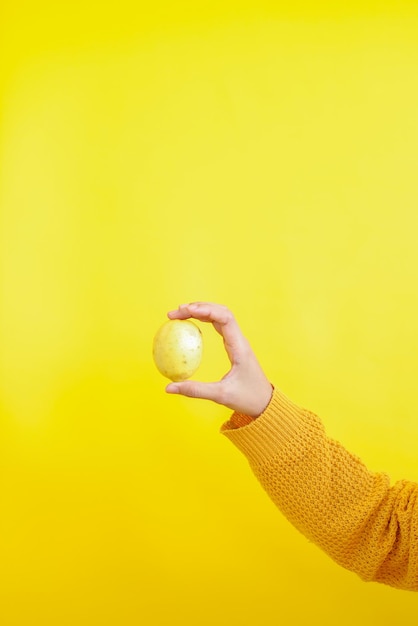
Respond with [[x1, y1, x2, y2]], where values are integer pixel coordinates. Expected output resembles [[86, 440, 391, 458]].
[[221, 387, 418, 591]]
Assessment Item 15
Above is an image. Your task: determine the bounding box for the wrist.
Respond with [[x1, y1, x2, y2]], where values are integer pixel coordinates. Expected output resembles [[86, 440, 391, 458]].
[[248, 382, 274, 418]]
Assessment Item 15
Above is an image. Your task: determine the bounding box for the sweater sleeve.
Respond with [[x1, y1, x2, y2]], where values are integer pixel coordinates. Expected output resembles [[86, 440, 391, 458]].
[[221, 387, 418, 591]]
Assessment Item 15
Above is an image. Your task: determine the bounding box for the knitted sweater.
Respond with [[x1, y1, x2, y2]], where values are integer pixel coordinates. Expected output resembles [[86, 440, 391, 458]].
[[221, 387, 418, 591]]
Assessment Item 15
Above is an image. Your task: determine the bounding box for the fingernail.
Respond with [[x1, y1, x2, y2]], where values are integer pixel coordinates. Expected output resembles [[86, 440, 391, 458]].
[[166, 384, 179, 394]]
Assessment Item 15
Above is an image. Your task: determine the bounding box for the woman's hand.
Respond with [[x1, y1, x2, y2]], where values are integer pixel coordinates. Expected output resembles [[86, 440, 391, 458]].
[[165, 302, 273, 417]]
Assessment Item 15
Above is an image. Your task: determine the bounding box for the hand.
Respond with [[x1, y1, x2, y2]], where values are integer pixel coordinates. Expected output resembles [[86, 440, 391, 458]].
[[165, 302, 273, 417]]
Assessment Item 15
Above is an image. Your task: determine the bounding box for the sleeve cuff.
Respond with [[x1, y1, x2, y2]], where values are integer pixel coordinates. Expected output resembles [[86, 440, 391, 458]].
[[220, 387, 309, 467]]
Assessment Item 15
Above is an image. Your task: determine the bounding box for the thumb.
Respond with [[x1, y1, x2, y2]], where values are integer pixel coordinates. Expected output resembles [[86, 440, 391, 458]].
[[166, 380, 222, 403]]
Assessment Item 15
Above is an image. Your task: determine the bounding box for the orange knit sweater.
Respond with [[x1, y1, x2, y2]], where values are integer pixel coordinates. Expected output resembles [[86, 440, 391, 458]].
[[221, 387, 418, 591]]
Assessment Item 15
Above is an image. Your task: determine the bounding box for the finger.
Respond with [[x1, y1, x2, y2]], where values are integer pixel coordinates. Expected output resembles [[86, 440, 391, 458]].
[[166, 380, 224, 404], [169, 302, 242, 341], [167, 304, 192, 320], [168, 302, 230, 322], [186, 302, 248, 359], [167, 302, 249, 365]]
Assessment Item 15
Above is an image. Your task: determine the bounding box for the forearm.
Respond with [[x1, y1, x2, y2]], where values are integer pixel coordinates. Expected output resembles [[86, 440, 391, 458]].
[[221, 388, 418, 591]]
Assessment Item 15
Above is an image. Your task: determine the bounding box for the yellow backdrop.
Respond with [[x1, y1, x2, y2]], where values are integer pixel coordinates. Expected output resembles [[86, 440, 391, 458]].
[[1, 2, 418, 624]]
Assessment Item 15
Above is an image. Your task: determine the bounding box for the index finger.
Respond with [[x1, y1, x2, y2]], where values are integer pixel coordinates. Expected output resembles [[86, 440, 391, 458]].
[[167, 302, 248, 362]]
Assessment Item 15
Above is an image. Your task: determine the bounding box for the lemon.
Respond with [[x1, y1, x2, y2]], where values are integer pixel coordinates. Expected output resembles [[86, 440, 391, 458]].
[[153, 319, 203, 382]]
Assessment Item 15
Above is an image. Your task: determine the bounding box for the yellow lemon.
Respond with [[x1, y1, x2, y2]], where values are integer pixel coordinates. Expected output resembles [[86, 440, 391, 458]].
[[153, 319, 203, 382]]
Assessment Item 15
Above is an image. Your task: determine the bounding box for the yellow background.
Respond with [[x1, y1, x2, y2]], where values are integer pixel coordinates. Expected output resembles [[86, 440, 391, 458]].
[[1, 2, 418, 624]]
